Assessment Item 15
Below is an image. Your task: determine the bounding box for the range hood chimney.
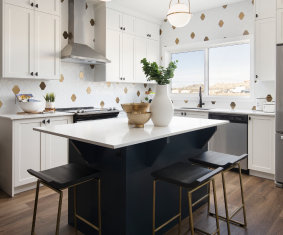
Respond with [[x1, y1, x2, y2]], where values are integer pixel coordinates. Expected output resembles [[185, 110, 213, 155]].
[[61, 0, 110, 65]]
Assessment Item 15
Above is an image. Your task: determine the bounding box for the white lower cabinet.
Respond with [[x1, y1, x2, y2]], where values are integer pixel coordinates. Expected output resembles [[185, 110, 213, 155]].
[[0, 115, 72, 196], [248, 115, 275, 174]]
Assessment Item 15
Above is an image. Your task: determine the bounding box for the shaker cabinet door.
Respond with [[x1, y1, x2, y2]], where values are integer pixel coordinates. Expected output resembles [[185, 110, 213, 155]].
[[121, 33, 134, 82], [35, 0, 60, 16], [134, 37, 147, 83]]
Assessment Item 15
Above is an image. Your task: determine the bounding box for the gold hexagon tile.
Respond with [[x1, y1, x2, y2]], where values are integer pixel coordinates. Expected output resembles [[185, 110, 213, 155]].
[[90, 19, 95, 26], [71, 94, 77, 102], [164, 19, 167, 22], [100, 101, 105, 108], [239, 12, 245, 20], [222, 5, 227, 9], [144, 84, 147, 88], [204, 36, 209, 41], [160, 29, 163, 35], [39, 82, 46, 90], [218, 20, 224, 28], [243, 30, 249, 35], [252, 106, 256, 111], [12, 85, 20, 95], [60, 74, 64, 82], [124, 87, 128, 94], [85, 2, 88, 9], [79, 71, 84, 79], [116, 97, 120, 103], [175, 38, 180, 45], [90, 64, 95, 69], [137, 91, 141, 97], [106, 82, 111, 87], [200, 13, 206, 21], [0, 100, 2, 108], [191, 32, 195, 39], [172, 26, 176, 30], [252, 0, 254, 5], [86, 87, 91, 94], [184, 100, 188, 104]]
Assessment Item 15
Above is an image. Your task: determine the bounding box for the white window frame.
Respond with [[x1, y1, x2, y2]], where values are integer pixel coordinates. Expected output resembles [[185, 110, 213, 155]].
[[162, 36, 254, 102]]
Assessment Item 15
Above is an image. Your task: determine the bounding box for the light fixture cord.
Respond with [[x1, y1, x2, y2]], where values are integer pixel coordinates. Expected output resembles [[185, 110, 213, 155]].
[[169, 0, 191, 12]]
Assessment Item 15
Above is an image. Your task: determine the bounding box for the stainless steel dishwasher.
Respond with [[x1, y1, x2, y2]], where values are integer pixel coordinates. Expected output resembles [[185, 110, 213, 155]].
[[208, 112, 249, 172]]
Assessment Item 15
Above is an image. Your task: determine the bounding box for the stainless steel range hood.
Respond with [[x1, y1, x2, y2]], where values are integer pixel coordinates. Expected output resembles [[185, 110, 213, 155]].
[[61, 0, 110, 65]]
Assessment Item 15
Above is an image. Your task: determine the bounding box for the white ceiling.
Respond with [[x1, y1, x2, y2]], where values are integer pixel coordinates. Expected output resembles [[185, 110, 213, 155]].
[[110, 0, 246, 20]]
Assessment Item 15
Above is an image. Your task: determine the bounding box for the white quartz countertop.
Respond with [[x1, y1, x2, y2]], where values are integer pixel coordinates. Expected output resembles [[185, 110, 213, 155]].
[[33, 117, 228, 149], [0, 112, 74, 120], [174, 107, 275, 116]]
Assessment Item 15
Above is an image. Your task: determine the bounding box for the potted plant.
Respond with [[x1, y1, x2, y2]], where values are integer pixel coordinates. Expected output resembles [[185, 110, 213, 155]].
[[44, 93, 56, 112], [141, 58, 177, 126]]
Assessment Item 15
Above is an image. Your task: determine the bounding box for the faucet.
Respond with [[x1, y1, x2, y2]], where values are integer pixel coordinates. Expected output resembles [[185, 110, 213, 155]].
[[198, 86, 205, 108]]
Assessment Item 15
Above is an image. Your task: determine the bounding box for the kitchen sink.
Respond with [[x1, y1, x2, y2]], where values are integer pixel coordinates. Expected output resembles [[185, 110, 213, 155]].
[[180, 107, 210, 111]]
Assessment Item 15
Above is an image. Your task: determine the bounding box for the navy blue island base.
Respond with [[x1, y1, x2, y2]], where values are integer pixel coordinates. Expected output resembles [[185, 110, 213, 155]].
[[68, 127, 217, 235]]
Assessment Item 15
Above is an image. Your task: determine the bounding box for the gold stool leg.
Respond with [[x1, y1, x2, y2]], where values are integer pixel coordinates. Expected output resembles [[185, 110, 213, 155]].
[[212, 179, 220, 235], [152, 180, 156, 235], [187, 191, 194, 235], [55, 191, 63, 235], [178, 186, 182, 235], [222, 171, 231, 235], [73, 186, 78, 235], [97, 179, 102, 235], [31, 180, 40, 235], [207, 181, 211, 214], [238, 163, 247, 227]]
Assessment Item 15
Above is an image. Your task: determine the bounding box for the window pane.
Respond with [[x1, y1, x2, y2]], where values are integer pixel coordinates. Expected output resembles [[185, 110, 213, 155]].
[[209, 44, 250, 96], [171, 51, 205, 94]]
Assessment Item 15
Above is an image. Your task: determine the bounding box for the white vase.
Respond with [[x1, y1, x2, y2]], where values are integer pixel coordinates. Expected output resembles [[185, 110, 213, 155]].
[[150, 85, 173, 127], [45, 102, 55, 112]]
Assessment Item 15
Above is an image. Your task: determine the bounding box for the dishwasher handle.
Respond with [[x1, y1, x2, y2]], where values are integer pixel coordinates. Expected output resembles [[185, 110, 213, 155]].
[[209, 113, 248, 124]]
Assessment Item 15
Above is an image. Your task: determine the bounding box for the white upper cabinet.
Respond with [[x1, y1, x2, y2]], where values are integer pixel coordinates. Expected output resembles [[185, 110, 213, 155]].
[[277, 0, 283, 8], [255, 0, 276, 20], [121, 33, 134, 82], [134, 18, 159, 41], [4, 4, 35, 79], [147, 40, 160, 64], [35, 12, 60, 80], [134, 37, 147, 83], [5, 0, 34, 9], [35, 0, 60, 16], [255, 18, 276, 81], [106, 8, 134, 34]]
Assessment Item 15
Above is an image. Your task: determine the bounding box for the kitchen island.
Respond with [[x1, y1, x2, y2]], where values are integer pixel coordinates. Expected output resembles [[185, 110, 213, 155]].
[[34, 117, 227, 235]]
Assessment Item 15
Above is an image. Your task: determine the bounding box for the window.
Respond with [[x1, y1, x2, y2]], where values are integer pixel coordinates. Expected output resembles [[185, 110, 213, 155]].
[[171, 42, 251, 97]]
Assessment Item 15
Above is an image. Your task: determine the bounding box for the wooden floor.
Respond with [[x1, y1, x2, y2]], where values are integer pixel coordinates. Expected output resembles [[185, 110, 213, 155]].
[[0, 172, 282, 235]]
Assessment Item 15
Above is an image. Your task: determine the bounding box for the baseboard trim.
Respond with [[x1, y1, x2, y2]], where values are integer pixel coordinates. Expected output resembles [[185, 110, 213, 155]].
[[249, 170, 274, 180]]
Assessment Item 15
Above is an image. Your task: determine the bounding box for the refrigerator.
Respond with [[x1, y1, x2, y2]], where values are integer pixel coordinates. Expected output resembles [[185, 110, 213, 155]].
[[276, 44, 283, 187]]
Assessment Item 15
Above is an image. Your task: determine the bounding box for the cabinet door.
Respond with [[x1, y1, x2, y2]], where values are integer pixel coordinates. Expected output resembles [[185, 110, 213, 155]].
[[122, 14, 134, 35], [35, 12, 60, 80], [122, 33, 134, 82], [35, 0, 60, 16], [278, 0, 283, 8], [4, 4, 35, 79], [106, 8, 121, 31], [248, 116, 275, 174], [147, 39, 160, 64], [134, 37, 147, 83], [14, 120, 42, 187], [5, 0, 33, 9], [106, 29, 121, 82], [41, 118, 71, 170], [147, 22, 160, 41], [255, 18, 276, 81], [134, 18, 147, 38], [255, 0, 276, 19], [277, 9, 283, 43]]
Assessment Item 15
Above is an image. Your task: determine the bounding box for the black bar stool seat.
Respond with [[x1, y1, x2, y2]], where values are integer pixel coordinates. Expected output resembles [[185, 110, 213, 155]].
[[151, 162, 223, 235], [190, 151, 248, 235], [28, 163, 101, 235]]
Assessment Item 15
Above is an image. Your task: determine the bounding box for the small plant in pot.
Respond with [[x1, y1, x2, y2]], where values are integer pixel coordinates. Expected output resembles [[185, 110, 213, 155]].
[[141, 58, 178, 127], [44, 93, 56, 112]]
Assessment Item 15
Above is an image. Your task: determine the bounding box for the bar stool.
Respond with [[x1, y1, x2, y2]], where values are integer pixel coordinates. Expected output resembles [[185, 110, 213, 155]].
[[190, 151, 248, 235], [151, 162, 223, 235], [27, 163, 101, 235]]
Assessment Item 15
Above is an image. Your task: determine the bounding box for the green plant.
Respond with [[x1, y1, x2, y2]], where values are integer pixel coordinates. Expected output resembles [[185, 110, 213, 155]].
[[141, 58, 178, 85], [44, 93, 55, 102]]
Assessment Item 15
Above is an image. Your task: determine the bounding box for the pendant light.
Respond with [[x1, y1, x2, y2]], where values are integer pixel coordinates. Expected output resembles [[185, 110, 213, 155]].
[[167, 0, 192, 28]]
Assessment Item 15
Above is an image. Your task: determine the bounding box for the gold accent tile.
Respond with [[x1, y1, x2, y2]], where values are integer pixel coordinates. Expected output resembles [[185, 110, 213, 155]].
[[12, 85, 20, 95], [39, 82, 46, 90], [116, 97, 120, 103], [164, 19, 168, 22], [211, 101, 216, 105], [100, 101, 105, 108], [124, 87, 128, 94], [184, 100, 188, 104], [86, 87, 91, 94], [144, 84, 147, 88], [90, 19, 95, 26], [0, 100, 2, 108], [243, 30, 249, 35], [60, 74, 64, 82], [191, 32, 195, 39], [90, 64, 95, 69], [204, 36, 209, 41], [223, 5, 227, 9], [239, 12, 245, 20], [218, 20, 224, 28], [71, 94, 77, 102], [85, 3, 88, 9], [200, 13, 205, 21], [230, 102, 236, 109], [79, 72, 84, 79], [160, 29, 163, 35], [252, 106, 256, 111], [175, 38, 180, 44], [252, 0, 254, 5], [172, 26, 176, 30], [137, 91, 140, 97]]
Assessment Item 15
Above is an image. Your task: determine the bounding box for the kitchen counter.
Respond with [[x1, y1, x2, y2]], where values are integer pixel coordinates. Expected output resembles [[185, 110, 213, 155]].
[[0, 112, 74, 120], [34, 117, 228, 149], [33, 116, 227, 235], [175, 107, 275, 116]]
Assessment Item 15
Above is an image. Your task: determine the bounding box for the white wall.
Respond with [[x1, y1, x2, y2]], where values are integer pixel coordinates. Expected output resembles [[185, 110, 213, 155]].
[[160, 0, 275, 109]]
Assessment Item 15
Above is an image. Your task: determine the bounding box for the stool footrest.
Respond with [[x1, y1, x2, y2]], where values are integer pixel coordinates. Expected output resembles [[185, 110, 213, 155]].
[[192, 193, 209, 207], [195, 227, 220, 235], [208, 211, 246, 227], [154, 213, 181, 232], [75, 214, 100, 231]]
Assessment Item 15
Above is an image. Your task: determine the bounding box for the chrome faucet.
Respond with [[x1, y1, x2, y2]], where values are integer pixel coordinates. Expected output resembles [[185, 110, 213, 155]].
[[198, 86, 205, 108]]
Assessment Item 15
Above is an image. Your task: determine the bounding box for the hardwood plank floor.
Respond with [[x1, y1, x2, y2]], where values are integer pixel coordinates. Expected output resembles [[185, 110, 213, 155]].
[[0, 172, 282, 235]]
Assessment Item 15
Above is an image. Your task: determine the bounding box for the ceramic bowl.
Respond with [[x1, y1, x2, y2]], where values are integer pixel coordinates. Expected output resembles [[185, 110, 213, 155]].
[[19, 101, 44, 113], [121, 103, 150, 113], [126, 112, 151, 128]]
